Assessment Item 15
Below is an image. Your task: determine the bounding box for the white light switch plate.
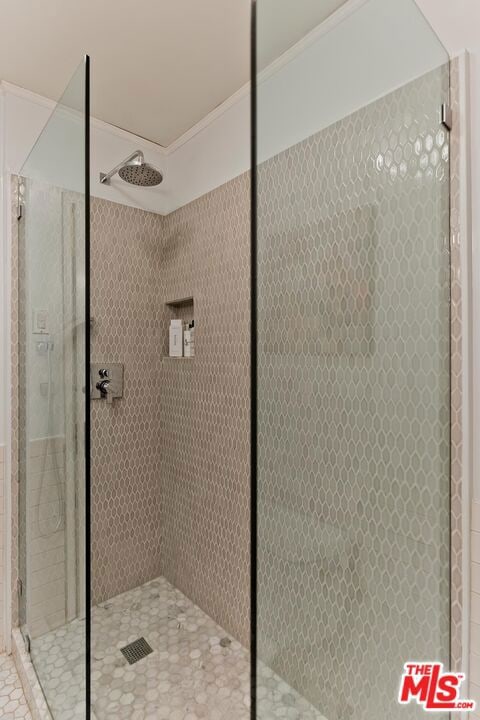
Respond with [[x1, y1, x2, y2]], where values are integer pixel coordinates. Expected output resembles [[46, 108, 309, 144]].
[[32, 308, 49, 334]]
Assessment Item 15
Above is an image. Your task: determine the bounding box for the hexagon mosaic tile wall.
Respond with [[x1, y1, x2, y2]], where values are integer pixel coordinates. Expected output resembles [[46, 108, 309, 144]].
[[8, 56, 466, 720], [91, 198, 164, 604], [90, 178, 251, 646], [159, 173, 251, 646], [256, 66, 452, 720], [449, 56, 465, 675]]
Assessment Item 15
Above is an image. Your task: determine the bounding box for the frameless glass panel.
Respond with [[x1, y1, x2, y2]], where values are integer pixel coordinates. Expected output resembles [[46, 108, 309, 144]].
[[253, 1, 450, 718], [17, 57, 89, 719]]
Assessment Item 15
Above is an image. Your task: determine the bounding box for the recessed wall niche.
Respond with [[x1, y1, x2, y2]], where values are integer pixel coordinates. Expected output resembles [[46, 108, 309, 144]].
[[165, 296, 194, 359]]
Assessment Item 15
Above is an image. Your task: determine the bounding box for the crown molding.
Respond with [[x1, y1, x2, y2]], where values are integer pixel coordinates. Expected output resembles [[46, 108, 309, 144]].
[[0, 80, 169, 156], [0, 80, 54, 111], [165, 81, 250, 154], [165, 0, 370, 155], [256, 0, 369, 87], [0, 0, 371, 161]]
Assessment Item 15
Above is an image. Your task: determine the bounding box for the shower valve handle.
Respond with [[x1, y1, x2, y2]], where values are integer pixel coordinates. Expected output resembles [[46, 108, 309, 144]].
[[91, 363, 123, 404], [96, 379, 114, 404], [96, 379, 111, 395]]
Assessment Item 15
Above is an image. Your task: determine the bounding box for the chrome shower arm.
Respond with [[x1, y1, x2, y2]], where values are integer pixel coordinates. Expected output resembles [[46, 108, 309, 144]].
[[100, 150, 144, 185]]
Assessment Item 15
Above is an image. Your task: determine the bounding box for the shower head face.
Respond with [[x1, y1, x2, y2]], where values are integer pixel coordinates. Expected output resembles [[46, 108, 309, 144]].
[[118, 162, 163, 187]]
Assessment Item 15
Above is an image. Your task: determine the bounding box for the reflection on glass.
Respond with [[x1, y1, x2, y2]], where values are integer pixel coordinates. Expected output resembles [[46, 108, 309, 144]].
[[254, 1, 451, 718], [17, 58, 88, 719]]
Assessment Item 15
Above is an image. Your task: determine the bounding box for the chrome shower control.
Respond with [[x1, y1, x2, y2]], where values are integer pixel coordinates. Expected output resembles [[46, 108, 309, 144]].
[[91, 363, 124, 404], [96, 379, 111, 394]]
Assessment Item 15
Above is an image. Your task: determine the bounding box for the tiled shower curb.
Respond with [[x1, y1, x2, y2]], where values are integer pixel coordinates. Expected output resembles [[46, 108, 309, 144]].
[[12, 628, 98, 720], [12, 628, 53, 720]]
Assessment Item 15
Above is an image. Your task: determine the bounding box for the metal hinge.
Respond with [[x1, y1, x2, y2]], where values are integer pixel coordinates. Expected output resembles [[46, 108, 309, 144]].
[[17, 578, 23, 597], [441, 103, 452, 132], [16, 177, 24, 220]]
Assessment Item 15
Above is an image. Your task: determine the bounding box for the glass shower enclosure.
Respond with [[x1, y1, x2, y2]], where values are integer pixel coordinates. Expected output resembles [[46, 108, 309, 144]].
[[12, 2, 454, 716], [253, 0, 452, 718], [16, 57, 90, 719]]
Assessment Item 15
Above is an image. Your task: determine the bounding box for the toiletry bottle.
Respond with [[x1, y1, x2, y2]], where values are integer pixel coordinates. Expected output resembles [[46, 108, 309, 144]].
[[184, 324, 191, 357], [184, 320, 195, 358], [188, 320, 195, 358], [169, 319, 183, 357]]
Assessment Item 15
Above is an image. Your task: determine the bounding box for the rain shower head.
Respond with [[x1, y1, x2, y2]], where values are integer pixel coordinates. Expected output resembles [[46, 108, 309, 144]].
[[100, 150, 163, 187], [118, 162, 163, 186]]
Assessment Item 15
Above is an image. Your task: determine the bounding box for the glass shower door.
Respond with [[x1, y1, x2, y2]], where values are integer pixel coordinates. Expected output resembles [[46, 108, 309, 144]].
[[17, 57, 89, 719], [253, 1, 451, 718]]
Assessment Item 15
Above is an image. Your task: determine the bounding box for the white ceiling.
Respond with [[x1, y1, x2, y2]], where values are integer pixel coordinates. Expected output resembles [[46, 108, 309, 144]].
[[0, 0, 347, 147], [256, 0, 349, 70]]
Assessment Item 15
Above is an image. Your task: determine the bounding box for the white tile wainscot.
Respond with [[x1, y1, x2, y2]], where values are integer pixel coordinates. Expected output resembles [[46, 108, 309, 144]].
[[27, 437, 67, 639]]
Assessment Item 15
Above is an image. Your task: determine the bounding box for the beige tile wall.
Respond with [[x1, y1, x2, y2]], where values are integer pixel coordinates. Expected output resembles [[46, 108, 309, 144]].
[[90, 198, 164, 604], [256, 66, 452, 719], [450, 55, 465, 675], [450, 56, 479, 713], [6, 63, 469, 716], [159, 173, 251, 646], [9, 186, 250, 645], [90, 181, 251, 646]]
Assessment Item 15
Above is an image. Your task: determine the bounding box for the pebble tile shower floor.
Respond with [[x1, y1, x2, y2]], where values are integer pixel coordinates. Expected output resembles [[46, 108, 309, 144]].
[[31, 576, 327, 719]]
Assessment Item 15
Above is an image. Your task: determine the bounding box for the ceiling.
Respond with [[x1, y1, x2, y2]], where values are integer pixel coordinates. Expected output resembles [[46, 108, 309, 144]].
[[0, 0, 347, 147]]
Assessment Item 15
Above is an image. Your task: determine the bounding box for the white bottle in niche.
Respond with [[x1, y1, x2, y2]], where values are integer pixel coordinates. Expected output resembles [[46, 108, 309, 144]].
[[169, 319, 183, 357], [184, 321, 195, 358]]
